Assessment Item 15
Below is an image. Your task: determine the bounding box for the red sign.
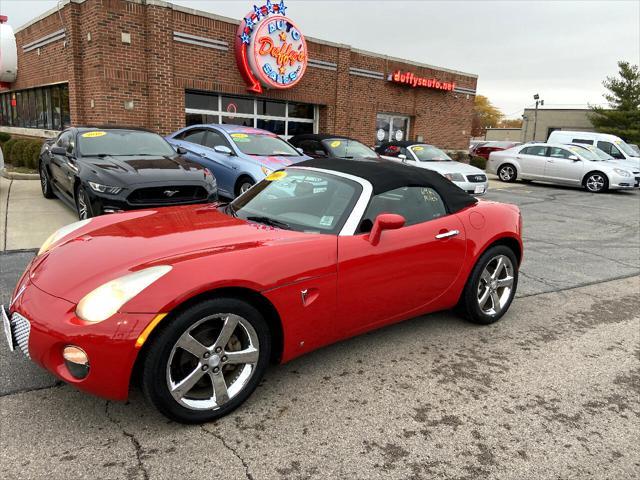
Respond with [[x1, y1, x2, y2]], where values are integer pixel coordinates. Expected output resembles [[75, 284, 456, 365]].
[[235, 1, 307, 93], [389, 70, 455, 92]]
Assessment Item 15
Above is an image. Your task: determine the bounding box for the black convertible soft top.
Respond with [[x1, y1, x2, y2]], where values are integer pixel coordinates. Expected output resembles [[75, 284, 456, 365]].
[[297, 158, 478, 214]]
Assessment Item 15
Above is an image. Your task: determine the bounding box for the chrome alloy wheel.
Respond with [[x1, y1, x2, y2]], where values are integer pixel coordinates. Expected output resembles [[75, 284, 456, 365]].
[[477, 255, 515, 316], [166, 313, 260, 411], [499, 165, 515, 182], [77, 190, 89, 219], [239, 182, 253, 194], [40, 164, 48, 193], [586, 174, 605, 192]]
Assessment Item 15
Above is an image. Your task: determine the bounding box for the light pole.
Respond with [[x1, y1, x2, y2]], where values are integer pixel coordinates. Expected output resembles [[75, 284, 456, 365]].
[[532, 94, 544, 141]]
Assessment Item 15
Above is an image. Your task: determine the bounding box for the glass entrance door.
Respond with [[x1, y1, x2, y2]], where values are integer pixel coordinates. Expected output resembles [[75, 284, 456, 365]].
[[375, 113, 410, 145]]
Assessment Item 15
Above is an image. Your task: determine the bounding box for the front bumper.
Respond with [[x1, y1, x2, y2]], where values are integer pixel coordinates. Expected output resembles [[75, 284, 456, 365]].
[[3, 271, 157, 401], [608, 173, 639, 190], [454, 180, 489, 196]]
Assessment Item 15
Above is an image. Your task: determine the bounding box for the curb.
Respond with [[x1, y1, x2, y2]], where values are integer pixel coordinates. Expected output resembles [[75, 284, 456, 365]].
[[0, 169, 39, 180]]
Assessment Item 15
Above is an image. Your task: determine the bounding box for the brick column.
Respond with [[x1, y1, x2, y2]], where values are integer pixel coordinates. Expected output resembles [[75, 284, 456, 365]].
[[333, 46, 351, 135], [64, 2, 84, 126]]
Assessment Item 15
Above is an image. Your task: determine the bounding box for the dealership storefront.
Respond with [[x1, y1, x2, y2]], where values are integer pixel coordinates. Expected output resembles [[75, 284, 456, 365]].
[[0, 0, 477, 150]]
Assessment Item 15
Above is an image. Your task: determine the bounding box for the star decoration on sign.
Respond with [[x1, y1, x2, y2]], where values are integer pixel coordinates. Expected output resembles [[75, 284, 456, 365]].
[[278, 0, 287, 16], [244, 16, 254, 29], [241, 31, 251, 44], [279, 65, 286, 75], [279, 31, 287, 42], [266, 0, 274, 14], [253, 5, 263, 20]]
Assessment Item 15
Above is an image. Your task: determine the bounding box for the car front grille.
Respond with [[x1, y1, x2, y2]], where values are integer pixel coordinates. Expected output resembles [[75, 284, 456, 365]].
[[127, 186, 209, 206], [466, 174, 487, 183], [11, 312, 31, 358]]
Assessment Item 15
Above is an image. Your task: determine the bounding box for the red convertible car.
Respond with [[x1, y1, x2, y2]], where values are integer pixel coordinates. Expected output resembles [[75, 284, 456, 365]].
[[3, 159, 522, 423]]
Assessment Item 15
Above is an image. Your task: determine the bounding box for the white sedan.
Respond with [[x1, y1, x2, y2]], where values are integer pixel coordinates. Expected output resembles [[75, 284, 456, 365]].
[[487, 143, 639, 193]]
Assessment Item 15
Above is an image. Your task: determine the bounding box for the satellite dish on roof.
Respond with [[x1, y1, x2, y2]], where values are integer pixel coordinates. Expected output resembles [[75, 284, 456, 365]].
[[0, 17, 18, 84]]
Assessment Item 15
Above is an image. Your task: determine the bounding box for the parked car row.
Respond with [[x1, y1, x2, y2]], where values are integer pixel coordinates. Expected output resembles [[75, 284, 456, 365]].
[[39, 125, 491, 219]]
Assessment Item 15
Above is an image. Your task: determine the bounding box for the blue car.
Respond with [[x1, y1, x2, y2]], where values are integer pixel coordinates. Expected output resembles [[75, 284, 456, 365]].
[[166, 124, 311, 198]]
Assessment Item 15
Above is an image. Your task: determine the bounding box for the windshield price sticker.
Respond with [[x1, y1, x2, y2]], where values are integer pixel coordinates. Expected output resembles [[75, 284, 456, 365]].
[[266, 171, 287, 181], [330, 140, 341, 148], [412, 146, 424, 152], [82, 131, 107, 138]]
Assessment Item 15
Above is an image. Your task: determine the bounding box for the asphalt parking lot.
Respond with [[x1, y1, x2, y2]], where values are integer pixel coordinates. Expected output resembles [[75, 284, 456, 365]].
[[1, 179, 639, 479]]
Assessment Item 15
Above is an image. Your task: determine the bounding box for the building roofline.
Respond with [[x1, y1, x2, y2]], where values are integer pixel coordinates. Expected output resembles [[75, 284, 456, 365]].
[[15, 0, 477, 79]]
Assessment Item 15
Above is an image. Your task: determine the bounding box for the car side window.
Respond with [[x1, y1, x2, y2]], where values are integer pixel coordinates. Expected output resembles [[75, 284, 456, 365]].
[[597, 141, 624, 159], [204, 130, 231, 150], [56, 131, 74, 154], [549, 147, 572, 159], [358, 186, 447, 233], [181, 129, 207, 146], [522, 145, 548, 156], [297, 139, 325, 157], [572, 138, 593, 145]]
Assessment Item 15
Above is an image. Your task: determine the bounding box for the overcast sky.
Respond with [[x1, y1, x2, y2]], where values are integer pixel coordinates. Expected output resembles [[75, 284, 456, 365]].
[[2, 0, 638, 118]]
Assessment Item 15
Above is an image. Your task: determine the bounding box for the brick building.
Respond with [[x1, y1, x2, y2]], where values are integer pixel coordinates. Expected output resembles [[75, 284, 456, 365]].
[[0, 0, 478, 150]]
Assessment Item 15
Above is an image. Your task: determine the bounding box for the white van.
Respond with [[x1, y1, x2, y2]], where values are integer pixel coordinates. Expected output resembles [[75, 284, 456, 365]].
[[547, 130, 640, 161]]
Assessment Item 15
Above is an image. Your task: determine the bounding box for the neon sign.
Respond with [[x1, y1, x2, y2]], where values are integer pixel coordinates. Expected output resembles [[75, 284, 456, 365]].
[[235, 1, 307, 93], [389, 70, 455, 92]]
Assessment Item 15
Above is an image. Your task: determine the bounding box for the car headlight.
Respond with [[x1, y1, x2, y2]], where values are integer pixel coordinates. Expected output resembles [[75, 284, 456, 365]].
[[38, 219, 92, 256], [76, 265, 172, 323], [88, 181, 122, 194], [613, 168, 631, 177], [444, 173, 465, 182], [261, 166, 273, 176]]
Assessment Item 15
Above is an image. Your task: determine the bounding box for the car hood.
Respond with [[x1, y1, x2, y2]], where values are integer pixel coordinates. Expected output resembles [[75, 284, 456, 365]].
[[80, 154, 210, 186], [414, 161, 485, 176], [249, 154, 310, 170], [609, 158, 640, 171], [28, 205, 312, 303]]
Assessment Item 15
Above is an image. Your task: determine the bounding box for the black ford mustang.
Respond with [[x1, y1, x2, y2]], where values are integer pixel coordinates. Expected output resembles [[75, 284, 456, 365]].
[[39, 127, 218, 219]]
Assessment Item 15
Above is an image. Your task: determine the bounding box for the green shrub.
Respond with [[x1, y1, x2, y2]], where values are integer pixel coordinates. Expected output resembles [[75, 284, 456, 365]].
[[470, 155, 487, 170], [0, 132, 11, 143], [24, 141, 43, 169], [10, 141, 26, 167], [2, 138, 17, 164]]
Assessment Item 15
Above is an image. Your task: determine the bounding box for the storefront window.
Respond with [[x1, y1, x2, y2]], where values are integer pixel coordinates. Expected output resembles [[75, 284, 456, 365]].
[[375, 113, 411, 145], [0, 84, 70, 130], [185, 91, 316, 140]]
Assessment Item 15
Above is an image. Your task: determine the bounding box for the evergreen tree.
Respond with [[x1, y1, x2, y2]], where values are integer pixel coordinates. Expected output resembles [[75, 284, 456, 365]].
[[590, 61, 640, 143]]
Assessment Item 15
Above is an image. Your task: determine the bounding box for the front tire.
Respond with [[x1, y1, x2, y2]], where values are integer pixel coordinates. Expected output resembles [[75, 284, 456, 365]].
[[584, 172, 608, 193], [459, 245, 518, 325], [235, 177, 255, 197], [39, 163, 55, 199], [75, 185, 94, 219], [141, 298, 271, 423], [498, 164, 517, 183]]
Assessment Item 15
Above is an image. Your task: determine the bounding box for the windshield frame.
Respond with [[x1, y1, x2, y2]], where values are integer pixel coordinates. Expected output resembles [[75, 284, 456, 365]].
[[77, 130, 176, 157], [229, 166, 372, 236], [228, 132, 301, 157]]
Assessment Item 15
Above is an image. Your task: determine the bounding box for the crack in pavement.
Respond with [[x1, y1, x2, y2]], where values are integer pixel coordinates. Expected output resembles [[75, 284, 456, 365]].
[[201, 424, 255, 480], [0, 380, 64, 398], [105, 401, 150, 480]]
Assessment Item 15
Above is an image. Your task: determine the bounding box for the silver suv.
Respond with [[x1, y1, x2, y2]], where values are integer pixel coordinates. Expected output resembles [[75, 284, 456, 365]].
[[487, 143, 639, 193]]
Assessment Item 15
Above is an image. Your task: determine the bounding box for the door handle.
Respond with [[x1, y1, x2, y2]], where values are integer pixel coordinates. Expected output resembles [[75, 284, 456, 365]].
[[435, 230, 459, 239]]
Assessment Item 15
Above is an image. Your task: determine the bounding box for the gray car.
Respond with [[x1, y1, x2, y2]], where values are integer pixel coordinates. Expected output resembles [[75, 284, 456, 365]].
[[377, 142, 489, 195], [487, 142, 639, 192]]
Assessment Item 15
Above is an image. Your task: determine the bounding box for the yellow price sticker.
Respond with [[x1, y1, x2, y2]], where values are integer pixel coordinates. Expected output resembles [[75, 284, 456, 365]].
[[330, 140, 341, 148], [412, 146, 424, 152], [265, 171, 287, 181], [231, 133, 249, 138], [82, 131, 107, 138]]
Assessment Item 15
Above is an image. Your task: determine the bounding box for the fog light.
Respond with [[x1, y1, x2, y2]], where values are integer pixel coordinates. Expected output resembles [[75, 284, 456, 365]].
[[62, 346, 90, 379]]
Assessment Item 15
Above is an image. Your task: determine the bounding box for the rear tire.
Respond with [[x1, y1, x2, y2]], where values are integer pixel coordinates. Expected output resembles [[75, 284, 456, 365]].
[[39, 163, 55, 199], [497, 164, 517, 183], [141, 297, 271, 423], [458, 245, 518, 325], [583, 172, 608, 193]]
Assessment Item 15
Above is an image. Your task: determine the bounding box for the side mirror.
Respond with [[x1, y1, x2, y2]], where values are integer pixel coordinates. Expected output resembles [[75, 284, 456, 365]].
[[214, 145, 233, 155], [398, 154, 407, 162], [50, 146, 68, 156], [568, 155, 579, 161], [296, 147, 304, 155], [368, 213, 405, 246], [314, 150, 327, 157], [175, 146, 188, 155]]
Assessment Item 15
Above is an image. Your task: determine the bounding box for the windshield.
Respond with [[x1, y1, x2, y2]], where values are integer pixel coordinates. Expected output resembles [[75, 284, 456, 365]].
[[410, 145, 452, 162], [322, 139, 378, 159], [229, 132, 300, 156], [78, 130, 176, 157], [571, 144, 612, 160], [614, 140, 638, 157], [229, 168, 362, 234], [566, 145, 601, 161]]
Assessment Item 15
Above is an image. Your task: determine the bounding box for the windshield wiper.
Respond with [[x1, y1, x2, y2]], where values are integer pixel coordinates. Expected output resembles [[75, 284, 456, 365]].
[[246, 216, 291, 230]]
